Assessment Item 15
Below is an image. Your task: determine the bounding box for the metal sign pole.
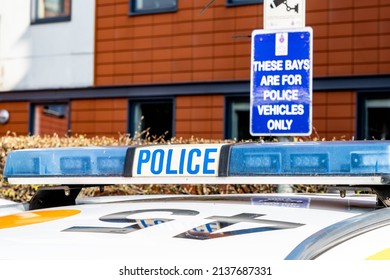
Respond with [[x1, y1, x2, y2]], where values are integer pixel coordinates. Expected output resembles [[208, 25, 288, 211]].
[[260, 0, 308, 192]]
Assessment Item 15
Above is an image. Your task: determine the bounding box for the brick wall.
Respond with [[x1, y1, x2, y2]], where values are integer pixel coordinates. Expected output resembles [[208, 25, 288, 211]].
[[70, 98, 128, 137], [92, 1, 390, 139], [175, 95, 224, 139], [312, 91, 356, 140], [95, 1, 390, 84], [308, 0, 390, 76], [0, 102, 29, 136], [95, 0, 263, 85]]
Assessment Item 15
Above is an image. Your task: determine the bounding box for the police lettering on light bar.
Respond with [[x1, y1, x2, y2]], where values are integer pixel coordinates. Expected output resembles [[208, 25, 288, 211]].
[[133, 145, 222, 177], [3, 141, 390, 185]]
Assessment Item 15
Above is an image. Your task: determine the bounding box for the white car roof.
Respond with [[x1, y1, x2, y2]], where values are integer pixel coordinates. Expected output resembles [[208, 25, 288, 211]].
[[1, 141, 390, 278], [0, 193, 378, 259]]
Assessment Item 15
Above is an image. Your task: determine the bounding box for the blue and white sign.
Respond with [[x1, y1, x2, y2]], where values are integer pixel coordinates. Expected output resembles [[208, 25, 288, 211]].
[[133, 144, 223, 177], [250, 27, 313, 136]]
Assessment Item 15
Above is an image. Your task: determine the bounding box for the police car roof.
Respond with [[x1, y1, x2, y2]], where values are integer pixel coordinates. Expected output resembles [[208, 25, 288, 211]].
[[2, 141, 390, 265]]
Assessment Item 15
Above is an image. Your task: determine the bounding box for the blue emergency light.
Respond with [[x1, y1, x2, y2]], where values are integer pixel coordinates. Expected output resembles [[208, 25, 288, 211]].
[[3, 147, 129, 177], [3, 141, 390, 186], [229, 141, 390, 175]]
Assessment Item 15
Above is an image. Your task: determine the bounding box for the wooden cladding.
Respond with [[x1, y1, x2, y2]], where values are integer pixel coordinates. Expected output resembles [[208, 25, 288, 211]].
[[95, 1, 390, 85]]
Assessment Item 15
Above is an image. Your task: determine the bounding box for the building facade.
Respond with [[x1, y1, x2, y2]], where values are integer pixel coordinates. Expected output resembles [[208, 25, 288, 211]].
[[0, 0, 389, 140]]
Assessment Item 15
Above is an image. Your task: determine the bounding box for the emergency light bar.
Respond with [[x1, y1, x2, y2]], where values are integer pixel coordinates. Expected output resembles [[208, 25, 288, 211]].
[[3, 141, 390, 186]]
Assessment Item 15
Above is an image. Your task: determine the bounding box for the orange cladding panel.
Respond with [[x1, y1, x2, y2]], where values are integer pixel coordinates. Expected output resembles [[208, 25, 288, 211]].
[[95, 1, 390, 86], [0, 102, 29, 136], [312, 92, 356, 140], [70, 99, 127, 137], [175, 95, 223, 140]]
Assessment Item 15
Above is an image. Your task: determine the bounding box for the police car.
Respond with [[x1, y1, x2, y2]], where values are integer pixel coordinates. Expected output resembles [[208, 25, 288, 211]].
[[1, 141, 390, 275]]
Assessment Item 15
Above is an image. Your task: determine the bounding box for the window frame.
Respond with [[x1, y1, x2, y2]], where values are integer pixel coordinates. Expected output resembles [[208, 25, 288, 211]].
[[29, 102, 71, 136], [31, 0, 72, 24], [224, 96, 258, 141], [128, 98, 174, 140], [357, 91, 390, 140], [226, 0, 263, 7], [129, 0, 177, 16]]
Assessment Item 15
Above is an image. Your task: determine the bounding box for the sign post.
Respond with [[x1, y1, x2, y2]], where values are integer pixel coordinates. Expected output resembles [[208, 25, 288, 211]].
[[253, 0, 309, 193]]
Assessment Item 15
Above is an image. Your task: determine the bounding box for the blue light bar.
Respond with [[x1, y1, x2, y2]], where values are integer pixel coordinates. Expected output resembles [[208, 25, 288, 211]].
[[3, 147, 129, 177], [3, 141, 390, 186], [228, 141, 390, 176]]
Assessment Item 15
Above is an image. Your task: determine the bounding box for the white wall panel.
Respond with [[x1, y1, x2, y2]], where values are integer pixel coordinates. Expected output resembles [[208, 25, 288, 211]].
[[0, 0, 95, 91]]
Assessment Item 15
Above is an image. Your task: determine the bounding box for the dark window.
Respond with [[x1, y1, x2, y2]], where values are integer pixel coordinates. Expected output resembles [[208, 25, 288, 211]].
[[225, 96, 257, 141], [357, 93, 390, 140], [364, 99, 390, 140], [129, 99, 174, 141], [129, 0, 177, 15], [226, 0, 262, 7], [30, 103, 70, 136], [367, 107, 390, 140], [43, 104, 67, 118], [31, 0, 71, 24]]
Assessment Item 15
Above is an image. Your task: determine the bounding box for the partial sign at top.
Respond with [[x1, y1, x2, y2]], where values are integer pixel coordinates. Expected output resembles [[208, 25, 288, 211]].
[[264, 0, 306, 30]]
